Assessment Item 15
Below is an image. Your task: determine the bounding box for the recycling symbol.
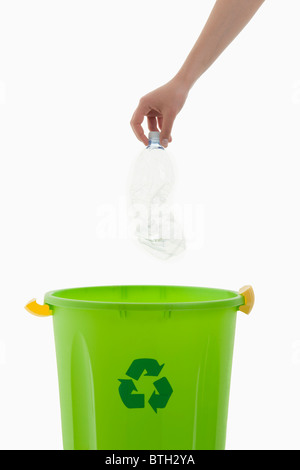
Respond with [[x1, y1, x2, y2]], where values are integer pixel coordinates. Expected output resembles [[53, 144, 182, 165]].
[[118, 358, 173, 413]]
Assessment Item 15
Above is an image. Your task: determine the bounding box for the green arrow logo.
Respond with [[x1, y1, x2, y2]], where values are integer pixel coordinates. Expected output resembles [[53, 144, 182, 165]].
[[118, 379, 144, 408], [126, 358, 164, 380], [118, 358, 173, 413], [148, 377, 174, 413]]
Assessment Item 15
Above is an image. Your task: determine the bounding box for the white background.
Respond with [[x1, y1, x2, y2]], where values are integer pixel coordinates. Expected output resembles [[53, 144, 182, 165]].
[[0, 0, 299, 450]]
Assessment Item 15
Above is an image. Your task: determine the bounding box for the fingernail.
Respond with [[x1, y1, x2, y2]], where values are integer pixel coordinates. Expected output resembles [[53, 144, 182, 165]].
[[162, 139, 168, 147]]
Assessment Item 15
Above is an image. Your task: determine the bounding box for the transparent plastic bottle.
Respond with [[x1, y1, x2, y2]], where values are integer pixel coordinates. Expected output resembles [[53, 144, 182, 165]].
[[129, 131, 185, 260]]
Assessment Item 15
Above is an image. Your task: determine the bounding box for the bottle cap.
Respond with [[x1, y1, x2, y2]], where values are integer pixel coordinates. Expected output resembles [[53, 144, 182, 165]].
[[148, 131, 160, 142]]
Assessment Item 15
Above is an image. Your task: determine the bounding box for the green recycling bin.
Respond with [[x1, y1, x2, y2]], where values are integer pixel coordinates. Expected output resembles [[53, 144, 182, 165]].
[[26, 284, 254, 450]]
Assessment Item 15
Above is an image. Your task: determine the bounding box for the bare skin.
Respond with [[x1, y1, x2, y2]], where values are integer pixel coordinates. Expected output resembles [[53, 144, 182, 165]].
[[131, 0, 265, 147]]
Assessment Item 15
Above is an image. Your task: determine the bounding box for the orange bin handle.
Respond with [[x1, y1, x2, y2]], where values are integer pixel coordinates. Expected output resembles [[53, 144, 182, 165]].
[[25, 299, 52, 317], [239, 285, 255, 315]]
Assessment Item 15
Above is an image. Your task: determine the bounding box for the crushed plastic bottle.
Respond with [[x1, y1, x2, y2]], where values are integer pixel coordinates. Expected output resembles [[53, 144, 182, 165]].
[[129, 131, 185, 260]]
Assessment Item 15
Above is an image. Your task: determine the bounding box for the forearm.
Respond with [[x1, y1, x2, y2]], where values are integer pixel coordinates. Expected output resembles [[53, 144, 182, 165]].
[[175, 0, 265, 90]]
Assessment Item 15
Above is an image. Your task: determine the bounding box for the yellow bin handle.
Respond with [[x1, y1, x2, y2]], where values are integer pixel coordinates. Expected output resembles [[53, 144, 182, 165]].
[[25, 299, 52, 317], [238, 285, 255, 314]]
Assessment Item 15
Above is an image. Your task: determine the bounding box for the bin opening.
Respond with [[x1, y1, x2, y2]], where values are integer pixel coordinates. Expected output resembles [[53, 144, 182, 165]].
[[44, 285, 244, 311]]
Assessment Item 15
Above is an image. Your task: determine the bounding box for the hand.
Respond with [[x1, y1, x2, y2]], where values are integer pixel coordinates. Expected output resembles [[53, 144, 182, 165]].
[[130, 77, 188, 147]]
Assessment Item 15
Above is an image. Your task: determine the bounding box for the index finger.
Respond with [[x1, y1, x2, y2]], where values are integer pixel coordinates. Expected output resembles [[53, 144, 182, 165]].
[[130, 104, 149, 146]]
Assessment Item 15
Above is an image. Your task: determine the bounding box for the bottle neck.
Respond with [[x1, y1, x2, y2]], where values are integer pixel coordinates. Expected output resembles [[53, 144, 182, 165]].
[[148, 139, 163, 148]]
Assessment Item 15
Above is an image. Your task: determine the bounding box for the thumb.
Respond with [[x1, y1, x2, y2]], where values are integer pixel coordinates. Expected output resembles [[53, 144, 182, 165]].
[[160, 110, 176, 147]]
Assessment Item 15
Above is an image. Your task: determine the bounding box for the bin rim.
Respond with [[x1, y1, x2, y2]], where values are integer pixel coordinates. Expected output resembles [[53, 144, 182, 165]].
[[44, 285, 245, 311]]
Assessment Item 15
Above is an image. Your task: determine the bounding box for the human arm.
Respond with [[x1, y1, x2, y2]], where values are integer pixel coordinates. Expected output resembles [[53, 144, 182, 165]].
[[131, 0, 265, 147]]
